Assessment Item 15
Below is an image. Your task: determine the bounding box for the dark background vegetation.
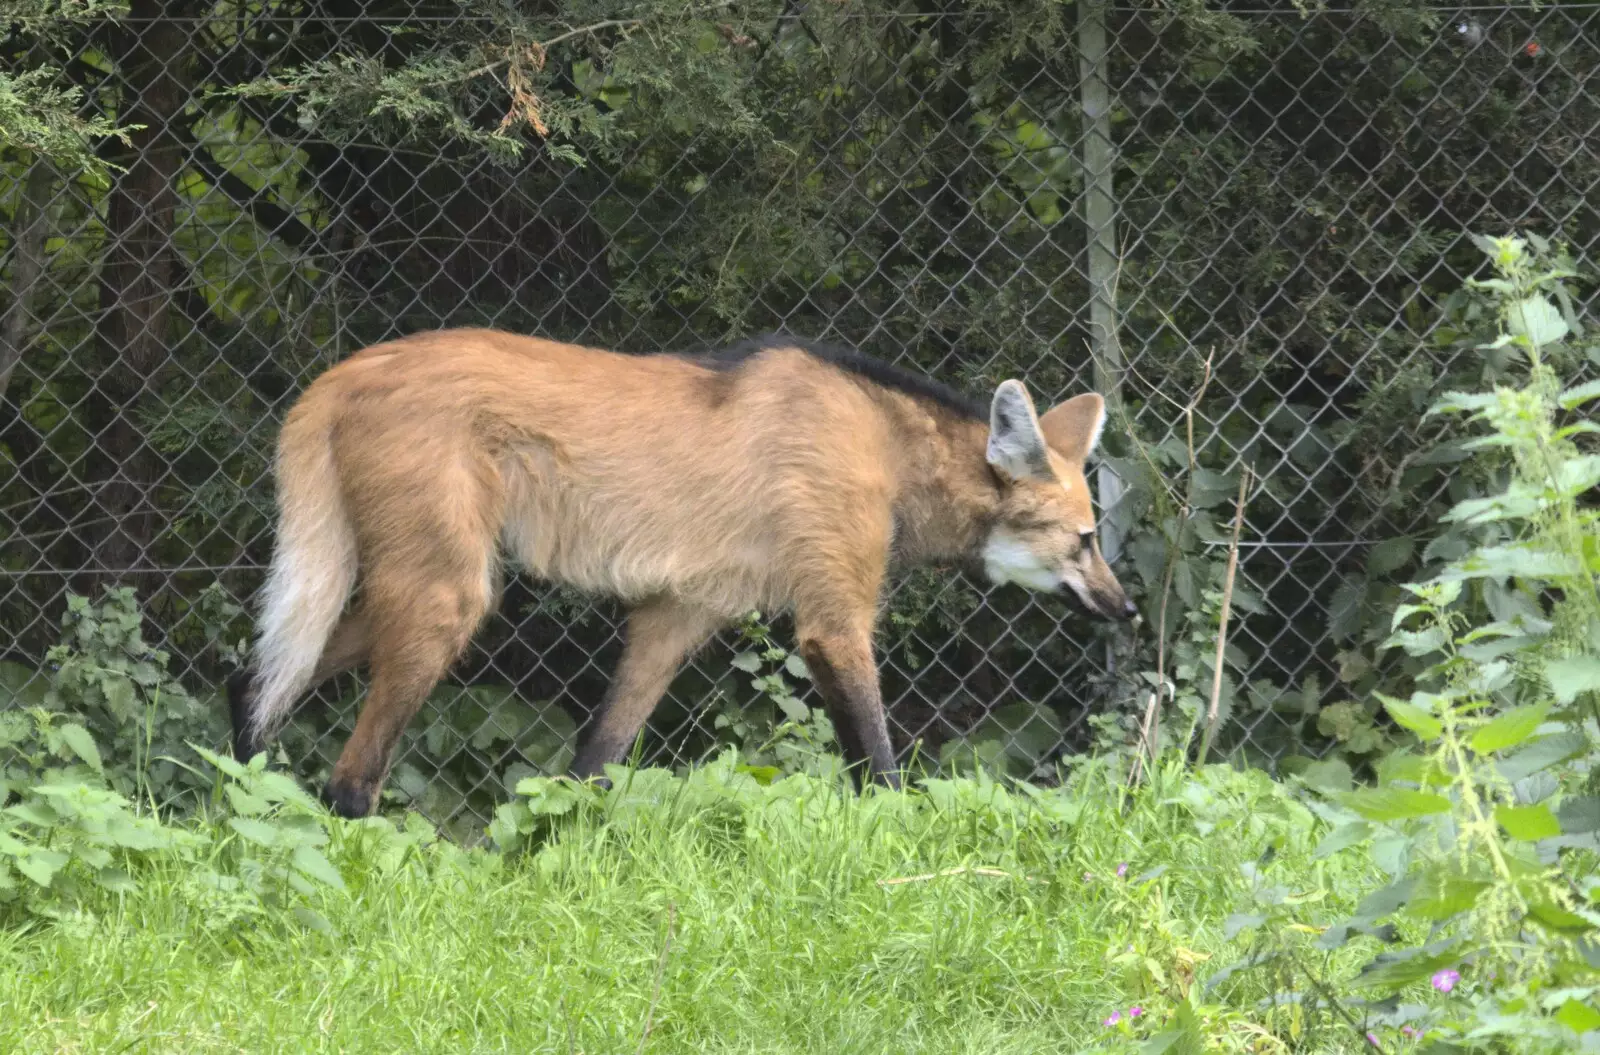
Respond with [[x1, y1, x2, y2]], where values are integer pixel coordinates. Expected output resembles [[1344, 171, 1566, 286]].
[[2, 0, 1597, 826]]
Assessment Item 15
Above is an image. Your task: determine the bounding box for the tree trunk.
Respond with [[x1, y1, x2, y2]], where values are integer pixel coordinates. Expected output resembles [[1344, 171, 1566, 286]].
[[0, 159, 58, 404], [88, 3, 189, 590]]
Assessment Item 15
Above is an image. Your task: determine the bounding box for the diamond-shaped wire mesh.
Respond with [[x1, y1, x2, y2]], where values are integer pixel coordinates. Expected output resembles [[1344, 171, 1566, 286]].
[[2, 2, 1597, 831]]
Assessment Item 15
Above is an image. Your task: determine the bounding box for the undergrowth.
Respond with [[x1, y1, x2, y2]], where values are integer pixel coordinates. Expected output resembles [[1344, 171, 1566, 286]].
[[0, 231, 1593, 1053], [0, 750, 1382, 1053]]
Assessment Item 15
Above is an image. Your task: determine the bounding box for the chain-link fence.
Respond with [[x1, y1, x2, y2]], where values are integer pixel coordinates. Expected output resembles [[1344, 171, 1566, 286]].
[[3, 1, 1597, 830]]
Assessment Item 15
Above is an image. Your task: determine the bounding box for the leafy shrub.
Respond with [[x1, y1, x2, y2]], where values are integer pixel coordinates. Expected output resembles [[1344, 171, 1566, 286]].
[[27, 586, 228, 807], [0, 703, 358, 934], [0, 709, 189, 919], [1216, 233, 1600, 1052]]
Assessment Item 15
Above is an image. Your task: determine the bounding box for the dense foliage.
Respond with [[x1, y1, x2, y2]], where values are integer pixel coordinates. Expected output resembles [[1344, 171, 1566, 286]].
[[0, 229, 1593, 1050], [3, 0, 1597, 1046], [2, 1, 1598, 817]]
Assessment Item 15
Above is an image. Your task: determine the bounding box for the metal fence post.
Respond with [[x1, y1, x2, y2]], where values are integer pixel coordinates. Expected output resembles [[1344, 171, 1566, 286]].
[[1076, 0, 1125, 569]]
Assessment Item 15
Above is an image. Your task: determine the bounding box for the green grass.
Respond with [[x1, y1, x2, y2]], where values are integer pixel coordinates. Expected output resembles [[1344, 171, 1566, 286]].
[[0, 757, 1382, 1054]]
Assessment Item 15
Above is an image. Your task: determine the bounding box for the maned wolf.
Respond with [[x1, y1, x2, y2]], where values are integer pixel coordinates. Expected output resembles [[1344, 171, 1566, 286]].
[[227, 330, 1135, 817]]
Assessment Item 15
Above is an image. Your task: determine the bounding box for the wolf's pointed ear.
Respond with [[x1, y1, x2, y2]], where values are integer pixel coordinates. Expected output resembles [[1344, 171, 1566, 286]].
[[986, 380, 1052, 481], [1037, 393, 1107, 465]]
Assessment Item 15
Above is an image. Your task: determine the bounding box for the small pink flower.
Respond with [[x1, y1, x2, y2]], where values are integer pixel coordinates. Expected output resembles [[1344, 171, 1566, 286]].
[[1402, 1026, 1418, 1037], [1128, 1006, 1143, 1018], [1116, 862, 1128, 878], [1432, 968, 1460, 993], [1084, 871, 1094, 882], [1367, 1032, 1380, 1047], [1103, 1011, 1122, 1027]]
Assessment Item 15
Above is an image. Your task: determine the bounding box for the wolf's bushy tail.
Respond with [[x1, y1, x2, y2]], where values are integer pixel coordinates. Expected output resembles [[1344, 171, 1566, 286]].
[[244, 402, 358, 743]]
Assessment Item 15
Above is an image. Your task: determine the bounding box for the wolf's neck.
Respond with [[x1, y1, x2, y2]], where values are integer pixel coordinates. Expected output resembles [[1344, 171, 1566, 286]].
[[886, 408, 1000, 567]]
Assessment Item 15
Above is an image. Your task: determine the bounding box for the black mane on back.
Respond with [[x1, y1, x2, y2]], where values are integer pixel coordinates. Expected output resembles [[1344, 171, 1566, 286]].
[[682, 333, 988, 422]]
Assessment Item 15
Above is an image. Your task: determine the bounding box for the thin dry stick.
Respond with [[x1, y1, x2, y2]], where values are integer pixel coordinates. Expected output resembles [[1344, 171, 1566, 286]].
[[1130, 351, 1214, 785], [1130, 688, 1161, 785], [876, 865, 1040, 887], [1195, 466, 1252, 768], [1130, 550, 1177, 784], [635, 902, 677, 1055], [453, 18, 647, 83]]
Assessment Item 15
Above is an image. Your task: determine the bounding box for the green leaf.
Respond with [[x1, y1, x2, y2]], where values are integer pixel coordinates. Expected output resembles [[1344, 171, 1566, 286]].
[[1384, 626, 1449, 657], [1558, 796, 1600, 835], [291, 844, 348, 893], [783, 653, 810, 680], [189, 743, 249, 781], [95, 868, 138, 894], [1366, 536, 1415, 578], [1223, 913, 1267, 939], [736, 764, 780, 786], [1408, 874, 1490, 921], [1351, 943, 1461, 991], [291, 906, 334, 934], [1497, 731, 1590, 784], [6, 801, 57, 827], [250, 770, 320, 809], [774, 695, 809, 723], [1430, 389, 1498, 416], [1545, 656, 1600, 705], [1327, 578, 1365, 643], [1355, 877, 1416, 921], [101, 675, 139, 720], [1341, 787, 1451, 822], [1555, 997, 1600, 1034], [1507, 293, 1569, 347], [730, 651, 763, 674], [55, 723, 102, 775], [16, 849, 68, 887], [1189, 468, 1236, 509], [1375, 752, 1435, 788], [228, 817, 280, 847], [1470, 702, 1551, 756], [1553, 455, 1600, 499], [1495, 803, 1561, 842], [111, 822, 166, 852], [1140, 1032, 1183, 1055], [225, 784, 270, 817], [1313, 820, 1372, 859], [1379, 695, 1442, 741], [1444, 543, 1582, 580], [1528, 898, 1592, 934], [1299, 758, 1353, 794], [1559, 378, 1600, 409], [488, 801, 533, 848]]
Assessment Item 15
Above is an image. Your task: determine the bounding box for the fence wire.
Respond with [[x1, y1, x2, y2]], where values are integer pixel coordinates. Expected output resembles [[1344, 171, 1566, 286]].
[[2, 2, 1597, 830]]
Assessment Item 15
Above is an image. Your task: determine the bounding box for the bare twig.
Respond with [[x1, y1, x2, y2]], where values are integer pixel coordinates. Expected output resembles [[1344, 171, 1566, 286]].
[[455, 18, 646, 84], [1129, 350, 1214, 785], [1185, 349, 1215, 480], [1130, 543, 1176, 786], [1131, 689, 1161, 783], [1285, 947, 1385, 1053], [1196, 466, 1253, 768], [635, 902, 677, 1055]]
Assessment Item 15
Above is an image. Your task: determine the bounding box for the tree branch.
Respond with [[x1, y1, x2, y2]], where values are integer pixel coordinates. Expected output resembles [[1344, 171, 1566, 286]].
[[181, 130, 320, 251]]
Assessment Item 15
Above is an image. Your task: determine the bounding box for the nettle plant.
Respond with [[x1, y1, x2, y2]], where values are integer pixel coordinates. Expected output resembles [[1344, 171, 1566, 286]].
[[1221, 234, 1600, 1052], [39, 587, 231, 806], [704, 611, 839, 781]]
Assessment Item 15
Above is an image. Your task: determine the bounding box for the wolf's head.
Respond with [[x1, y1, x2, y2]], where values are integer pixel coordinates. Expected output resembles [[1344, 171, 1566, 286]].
[[979, 380, 1135, 622]]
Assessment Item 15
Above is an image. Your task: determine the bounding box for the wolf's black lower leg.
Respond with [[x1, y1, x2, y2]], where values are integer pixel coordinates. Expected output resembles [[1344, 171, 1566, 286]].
[[226, 670, 264, 762]]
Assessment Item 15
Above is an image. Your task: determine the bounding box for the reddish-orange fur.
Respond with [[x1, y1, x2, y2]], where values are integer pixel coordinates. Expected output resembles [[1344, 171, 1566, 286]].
[[228, 329, 1133, 817]]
